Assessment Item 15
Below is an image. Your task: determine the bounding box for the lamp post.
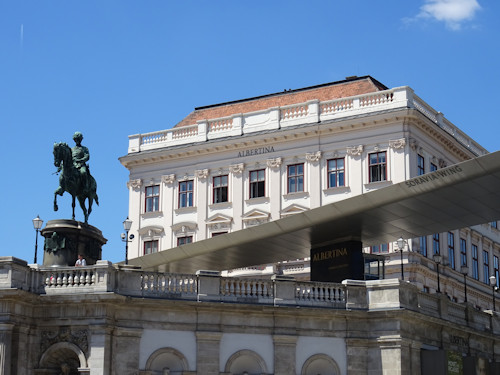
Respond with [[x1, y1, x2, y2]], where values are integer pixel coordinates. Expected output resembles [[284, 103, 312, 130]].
[[433, 254, 442, 293], [32, 215, 43, 264], [396, 236, 407, 281], [490, 275, 497, 311], [461, 265, 469, 303], [122, 217, 133, 265]]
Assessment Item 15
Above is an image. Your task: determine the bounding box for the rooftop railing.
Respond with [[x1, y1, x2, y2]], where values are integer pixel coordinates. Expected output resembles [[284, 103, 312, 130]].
[[127, 86, 486, 157], [0, 257, 497, 332]]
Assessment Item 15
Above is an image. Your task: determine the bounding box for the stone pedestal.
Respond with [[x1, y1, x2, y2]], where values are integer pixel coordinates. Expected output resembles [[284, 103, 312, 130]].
[[41, 220, 107, 266]]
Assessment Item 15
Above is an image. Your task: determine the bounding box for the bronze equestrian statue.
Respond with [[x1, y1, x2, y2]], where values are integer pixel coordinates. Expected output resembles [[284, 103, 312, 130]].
[[53, 132, 99, 224]]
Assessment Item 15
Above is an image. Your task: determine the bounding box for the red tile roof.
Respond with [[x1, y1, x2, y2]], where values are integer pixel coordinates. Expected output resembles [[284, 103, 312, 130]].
[[175, 76, 387, 128]]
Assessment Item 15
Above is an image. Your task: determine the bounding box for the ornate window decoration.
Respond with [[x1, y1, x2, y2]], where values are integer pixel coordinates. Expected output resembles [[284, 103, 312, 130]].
[[206, 214, 232, 233], [242, 209, 270, 228], [280, 204, 308, 218]]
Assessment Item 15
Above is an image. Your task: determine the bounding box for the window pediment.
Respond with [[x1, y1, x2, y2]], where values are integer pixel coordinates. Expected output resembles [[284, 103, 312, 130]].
[[281, 204, 309, 217]]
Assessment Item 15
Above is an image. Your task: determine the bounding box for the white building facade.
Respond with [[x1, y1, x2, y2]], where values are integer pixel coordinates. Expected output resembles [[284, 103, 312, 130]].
[[120, 76, 500, 309]]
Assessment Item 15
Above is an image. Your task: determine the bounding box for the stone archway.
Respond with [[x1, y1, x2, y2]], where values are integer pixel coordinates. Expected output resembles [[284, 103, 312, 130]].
[[224, 349, 268, 375], [38, 341, 88, 374], [144, 347, 189, 374], [301, 353, 340, 375]]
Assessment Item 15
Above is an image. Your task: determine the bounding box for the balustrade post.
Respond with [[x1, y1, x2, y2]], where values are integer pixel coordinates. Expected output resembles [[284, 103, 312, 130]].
[[272, 275, 296, 306], [197, 120, 208, 141], [196, 270, 221, 302]]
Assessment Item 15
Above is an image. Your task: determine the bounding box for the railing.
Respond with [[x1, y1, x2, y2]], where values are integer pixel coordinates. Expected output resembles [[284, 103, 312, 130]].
[[127, 86, 486, 157], [0, 258, 497, 333]]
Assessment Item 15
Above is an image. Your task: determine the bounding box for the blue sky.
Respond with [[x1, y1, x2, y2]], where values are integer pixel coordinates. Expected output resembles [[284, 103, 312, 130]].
[[1, 0, 497, 264]]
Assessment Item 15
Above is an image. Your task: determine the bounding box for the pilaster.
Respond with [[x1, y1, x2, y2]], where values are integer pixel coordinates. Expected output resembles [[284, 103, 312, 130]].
[[273, 334, 297, 375], [195, 331, 222, 375]]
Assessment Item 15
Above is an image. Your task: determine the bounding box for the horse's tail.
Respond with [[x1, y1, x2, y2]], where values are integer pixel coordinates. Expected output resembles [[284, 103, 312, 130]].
[[95, 194, 99, 206]]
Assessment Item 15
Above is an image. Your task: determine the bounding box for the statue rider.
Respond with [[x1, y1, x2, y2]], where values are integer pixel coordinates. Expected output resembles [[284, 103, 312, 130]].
[[71, 132, 90, 188]]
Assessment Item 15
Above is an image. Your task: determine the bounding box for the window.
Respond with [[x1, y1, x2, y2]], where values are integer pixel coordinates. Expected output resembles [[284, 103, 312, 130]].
[[287, 163, 304, 193], [472, 245, 479, 280], [144, 240, 158, 255], [371, 244, 388, 253], [460, 238, 467, 266], [420, 236, 427, 256], [494, 256, 499, 288], [430, 163, 438, 172], [432, 233, 440, 255], [212, 232, 227, 237], [179, 180, 194, 208], [213, 175, 228, 203], [327, 158, 345, 188], [483, 250, 490, 284], [249, 169, 265, 198], [417, 155, 425, 176], [448, 233, 455, 269], [369, 151, 387, 182], [145, 185, 160, 212], [491, 221, 498, 229], [177, 236, 193, 246]]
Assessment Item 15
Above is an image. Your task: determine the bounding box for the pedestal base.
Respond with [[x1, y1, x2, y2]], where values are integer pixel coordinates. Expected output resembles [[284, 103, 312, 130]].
[[41, 220, 107, 267]]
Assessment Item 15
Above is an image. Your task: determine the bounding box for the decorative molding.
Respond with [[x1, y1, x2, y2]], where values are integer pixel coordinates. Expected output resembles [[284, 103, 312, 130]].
[[40, 327, 89, 357], [439, 158, 447, 168], [229, 163, 244, 174], [161, 174, 176, 185], [409, 138, 418, 151], [266, 157, 282, 169], [305, 151, 322, 163], [346, 145, 363, 156], [389, 138, 406, 150], [195, 169, 209, 180], [172, 222, 197, 236], [127, 179, 142, 189]]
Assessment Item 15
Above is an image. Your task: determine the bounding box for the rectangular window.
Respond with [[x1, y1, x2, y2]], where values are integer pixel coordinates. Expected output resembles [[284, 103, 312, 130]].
[[420, 236, 428, 257], [145, 185, 160, 212], [327, 158, 345, 188], [212, 232, 228, 237], [287, 163, 304, 193], [144, 240, 158, 255], [472, 244, 479, 280], [430, 163, 438, 172], [483, 250, 490, 284], [494, 256, 499, 288], [448, 232, 455, 270], [491, 221, 498, 229], [179, 180, 194, 208], [177, 236, 193, 246], [432, 233, 440, 255], [460, 238, 467, 266], [371, 244, 389, 254], [417, 155, 425, 176], [249, 169, 265, 198], [213, 175, 228, 203], [369, 151, 387, 182]]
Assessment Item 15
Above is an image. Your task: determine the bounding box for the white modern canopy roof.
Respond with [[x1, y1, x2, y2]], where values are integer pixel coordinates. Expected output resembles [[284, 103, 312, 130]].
[[128, 151, 500, 273]]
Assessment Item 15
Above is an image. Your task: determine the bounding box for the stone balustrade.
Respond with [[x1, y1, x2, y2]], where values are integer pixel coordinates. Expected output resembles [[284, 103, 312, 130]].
[[127, 86, 486, 157], [0, 257, 498, 333]]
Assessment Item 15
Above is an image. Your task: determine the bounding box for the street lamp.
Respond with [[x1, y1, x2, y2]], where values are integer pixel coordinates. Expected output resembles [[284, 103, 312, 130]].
[[396, 236, 407, 280], [490, 275, 497, 311], [121, 217, 133, 265], [32, 215, 43, 264], [433, 254, 442, 293], [461, 265, 469, 303]]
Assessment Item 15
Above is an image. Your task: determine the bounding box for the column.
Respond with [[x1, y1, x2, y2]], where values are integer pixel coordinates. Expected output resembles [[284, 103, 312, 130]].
[[111, 327, 142, 374], [267, 158, 282, 221], [87, 326, 113, 375], [0, 324, 14, 375], [306, 152, 322, 208], [196, 169, 209, 241], [229, 163, 244, 231]]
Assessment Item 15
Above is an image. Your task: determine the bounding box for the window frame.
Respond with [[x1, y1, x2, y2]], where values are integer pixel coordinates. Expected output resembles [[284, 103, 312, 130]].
[[368, 151, 387, 183], [177, 236, 193, 246], [417, 154, 425, 176], [483, 250, 490, 284], [447, 232, 455, 269], [432, 233, 440, 255], [144, 240, 159, 255], [145, 185, 160, 213], [494, 255, 499, 288], [327, 158, 345, 188], [178, 180, 194, 208], [371, 243, 389, 254], [460, 238, 467, 267], [430, 163, 438, 172], [249, 169, 266, 199], [472, 244, 479, 280], [420, 236, 428, 257], [213, 175, 229, 204], [287, 163, 304, 193]]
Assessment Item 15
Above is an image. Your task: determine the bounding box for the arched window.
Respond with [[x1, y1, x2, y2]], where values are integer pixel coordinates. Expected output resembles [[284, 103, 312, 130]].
[[224, 349, 268, 375], [144, 347, 189, 374], [301, 353, 340, 375]]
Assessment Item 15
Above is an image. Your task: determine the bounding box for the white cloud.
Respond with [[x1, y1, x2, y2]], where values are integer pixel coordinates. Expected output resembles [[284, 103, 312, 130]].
[[416, 0, 481, 30]]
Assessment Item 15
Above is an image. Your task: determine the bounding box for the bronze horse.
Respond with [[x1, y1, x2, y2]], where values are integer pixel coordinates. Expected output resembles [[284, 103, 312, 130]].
[[53, 142, 99, 223]]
